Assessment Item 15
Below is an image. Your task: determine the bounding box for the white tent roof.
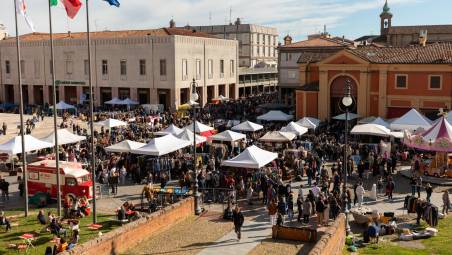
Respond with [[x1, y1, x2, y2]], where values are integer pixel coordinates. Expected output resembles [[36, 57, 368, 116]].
[[184, 121, 215, 133], [370, 117, 390, 128], [0, 135, 54, 155], [154, 124, 184, 136], [222, 145, 277, 169], [131, 134, 191, 156], [118, 98, 139, 105], [257, 110, 293, 121], [95, 118, 128, 128], [259, 131, 296, 142], [41, 129, 86, 145], [176, 129, 207, 145], [333, 112, 360, 121], [105, 140, 146, 153], [296, 117, 319, 129], [210, 130, 246, 142], [280, 122, 308, 136], [231, 121, 263, 132], [104, 97, 122, 105], [389, 108, 432, 131], [53, 100, 76, 110], [350, 124, 391, 137], [390, 131, 404, 139]]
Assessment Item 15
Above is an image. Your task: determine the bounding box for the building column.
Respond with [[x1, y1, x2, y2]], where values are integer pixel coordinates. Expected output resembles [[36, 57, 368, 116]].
[[150, 88, 158, 105], [43, 85, 50, 104], [130, 87, 138, 101], [318, 69, 329, 120], [94, 87, 101, 107], [27, 85, 34, 105], [0, 84, 4, 103], [358, 71, 369, 117], [14, 84, 20, 104], [111, 87, 118, 99], [174, 88, 180, 109], [59, 86, 65, 103], [76, 86, 83, 104], [378, 69, 388, 117]]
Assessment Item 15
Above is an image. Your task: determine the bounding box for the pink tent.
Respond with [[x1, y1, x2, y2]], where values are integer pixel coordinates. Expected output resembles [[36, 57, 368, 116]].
[[404, 117, 452, 152]]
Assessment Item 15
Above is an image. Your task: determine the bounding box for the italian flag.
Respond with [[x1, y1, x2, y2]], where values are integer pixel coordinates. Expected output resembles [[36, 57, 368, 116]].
[[61, 0, 82, 19]]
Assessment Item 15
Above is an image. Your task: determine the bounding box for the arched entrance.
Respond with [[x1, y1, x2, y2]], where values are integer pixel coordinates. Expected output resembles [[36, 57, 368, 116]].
[[330, 75, 358, 117]]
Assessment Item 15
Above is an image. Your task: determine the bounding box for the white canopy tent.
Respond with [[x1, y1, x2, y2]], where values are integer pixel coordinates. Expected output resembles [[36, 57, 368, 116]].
[[280, 122, 308, 136], [296, 117, 320, 129], [257, 110, 293, 122], [333, 113, 360, 121], [358, 116, 376, 124], [390, 131, 404, 139], [105, 140, 146, 153], [184, 121, 215, 133], [53, 100, 76, 110], [154, 124, 184, 136], [350, 124, 391, 137], [0, 135, 54, 154], [95, 118, 128, 128], [176, 129, 207, 145], [41, 129, 86, 145], [118, 98, 139, 105], [370, 117, 390, 128], [210, 130, 246, 142], [104, 97, 123, 105], [389, 108, 432, 131], [259, 131, 296, 143], [222, 145, 278, 169], [231, 121, 264, 132], [131, 134, 191, 156]]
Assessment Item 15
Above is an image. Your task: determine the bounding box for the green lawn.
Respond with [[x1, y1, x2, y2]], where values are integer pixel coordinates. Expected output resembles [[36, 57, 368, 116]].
[[0, 211, 119, 255], [344, 216, 452, 255]]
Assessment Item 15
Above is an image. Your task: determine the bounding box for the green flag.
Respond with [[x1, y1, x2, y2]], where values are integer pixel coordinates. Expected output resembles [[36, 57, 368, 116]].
[[50, 0, 58, 6]]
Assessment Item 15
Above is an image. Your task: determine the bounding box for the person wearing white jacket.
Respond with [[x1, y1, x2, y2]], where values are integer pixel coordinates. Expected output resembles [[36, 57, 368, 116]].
[[356, 183, 365, 208]]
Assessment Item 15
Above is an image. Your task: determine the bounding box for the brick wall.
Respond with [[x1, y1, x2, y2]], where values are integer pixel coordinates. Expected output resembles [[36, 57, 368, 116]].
[[61, 197, 194, 255], [308, 213, 346, 255]]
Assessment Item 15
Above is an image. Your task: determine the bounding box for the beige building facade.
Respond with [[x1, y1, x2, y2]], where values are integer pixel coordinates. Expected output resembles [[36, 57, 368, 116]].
[[0, 28, 238, 110]]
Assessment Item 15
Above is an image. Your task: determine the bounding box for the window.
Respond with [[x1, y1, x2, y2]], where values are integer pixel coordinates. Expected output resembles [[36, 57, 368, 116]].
[[84, 60, 89, 75], [159, 59, 166, 76], [5, 60, 10, 74], [288, 53, 292, 61], [196, 59, 201, 79], [429, 75, 441, 89], [208, 59, 213, 79], [220, 59, 224, 75], [288, 70, 296, 79], [66, 60, 73, 75], [28, 171, 39, 180], [120, 60, 127, 76], [66, 178, 77, 187], [182, 59, 188, 80], [139, 59, 146, 75], [230, 60, 235, 76], [395, 74, 407, 88], [102, 60, 108, 75]]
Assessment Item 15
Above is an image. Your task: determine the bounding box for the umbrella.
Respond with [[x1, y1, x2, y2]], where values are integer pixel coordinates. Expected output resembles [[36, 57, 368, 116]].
[[41, 129, 86, 145], [95, 118, 128, 128], [0, 135, 53, 155]]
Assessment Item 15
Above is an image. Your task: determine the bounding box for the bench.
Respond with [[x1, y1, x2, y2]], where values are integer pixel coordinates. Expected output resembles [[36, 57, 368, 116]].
[[272, 225, 317, 242]]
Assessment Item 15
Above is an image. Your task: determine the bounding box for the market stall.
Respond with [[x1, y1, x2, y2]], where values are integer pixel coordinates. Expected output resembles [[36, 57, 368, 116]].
[[257, 110, 293, 122], [280, 122, 308, 136], [154, 124, 184, 136], [41, 129, 86, 145], [390, 108, 431, 131], [105, 140, 146, 153], [231, 121, 264, 132], [222, 145, 277, 169], [296, 117, 320, 130]]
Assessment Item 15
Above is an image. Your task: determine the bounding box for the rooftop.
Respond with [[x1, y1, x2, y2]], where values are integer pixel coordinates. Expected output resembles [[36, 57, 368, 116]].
[[280, 36, 352, 49], [388, 24, 452, 35]]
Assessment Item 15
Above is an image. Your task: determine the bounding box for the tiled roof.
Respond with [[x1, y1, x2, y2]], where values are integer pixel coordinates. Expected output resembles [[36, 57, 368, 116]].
[[3, 28, 216, 42], [281, 37, 351, 48], [297, 51, 339, 64], [389, 25, 452, 35], [349, 43, 452, 64]]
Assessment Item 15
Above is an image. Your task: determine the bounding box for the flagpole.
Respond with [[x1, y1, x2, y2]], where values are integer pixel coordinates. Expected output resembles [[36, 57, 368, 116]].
[[13, 0, 28, 217], [48, 0, 62, 217], [86, 0, 97, 224]]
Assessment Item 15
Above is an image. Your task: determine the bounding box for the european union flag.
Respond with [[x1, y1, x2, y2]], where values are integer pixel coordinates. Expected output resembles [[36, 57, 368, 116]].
[[104, 0, 120, 7]]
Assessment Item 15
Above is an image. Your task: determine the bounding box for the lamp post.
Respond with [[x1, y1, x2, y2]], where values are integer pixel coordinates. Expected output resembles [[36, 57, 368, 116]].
[[191, 78, 202, 215], [342, 79, 353, 235]]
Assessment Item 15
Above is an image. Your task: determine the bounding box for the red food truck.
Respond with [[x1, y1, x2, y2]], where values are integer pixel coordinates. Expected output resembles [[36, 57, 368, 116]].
[[27, 160, 93, 200]]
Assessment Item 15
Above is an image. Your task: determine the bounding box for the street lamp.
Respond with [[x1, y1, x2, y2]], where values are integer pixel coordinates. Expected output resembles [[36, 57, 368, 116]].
[[342, 79, 353, 235], [191, 78, 202, 215]]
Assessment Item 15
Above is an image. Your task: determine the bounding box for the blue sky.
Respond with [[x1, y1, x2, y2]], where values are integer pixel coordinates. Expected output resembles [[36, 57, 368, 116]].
[[0, 0, 451, 41]]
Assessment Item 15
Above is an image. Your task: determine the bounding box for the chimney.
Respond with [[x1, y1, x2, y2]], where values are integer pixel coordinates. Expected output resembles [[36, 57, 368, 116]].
[[169, 19, 176, 28], [235, 18, 241, 26], [283, 34, 293, 45], [68, 31, 72, 37], [419, 29, 428, 46]]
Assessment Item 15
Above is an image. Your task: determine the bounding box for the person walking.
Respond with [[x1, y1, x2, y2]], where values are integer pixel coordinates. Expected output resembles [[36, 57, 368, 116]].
[[297, 193, 303, 222], [302, 197, 312, 224], [442, 190, 450, 214], [425, 183, 433, 203], [416, 176, 423, 198], [410, 175, 416, 196], [268, 199, 277, 225], [287, 192, 294, 222], [386, 177, 395, 200], [356, 182, 365, 208], [316, 194, 325, 227], [232, 206, 244, 241]]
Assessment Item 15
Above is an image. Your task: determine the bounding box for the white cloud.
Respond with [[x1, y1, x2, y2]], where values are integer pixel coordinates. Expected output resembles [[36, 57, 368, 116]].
[[0, 0, 420, 41]]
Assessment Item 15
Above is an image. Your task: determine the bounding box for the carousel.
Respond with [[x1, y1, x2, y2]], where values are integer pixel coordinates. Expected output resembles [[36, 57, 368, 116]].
[[404, 113, 452, 178]]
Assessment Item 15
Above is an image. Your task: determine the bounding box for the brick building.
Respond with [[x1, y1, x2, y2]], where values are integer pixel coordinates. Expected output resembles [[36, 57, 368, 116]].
[[295, 43, 452, 121]]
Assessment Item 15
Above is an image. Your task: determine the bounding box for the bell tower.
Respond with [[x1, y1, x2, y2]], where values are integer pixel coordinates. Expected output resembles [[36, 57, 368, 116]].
[[380, 0, 392, 36]]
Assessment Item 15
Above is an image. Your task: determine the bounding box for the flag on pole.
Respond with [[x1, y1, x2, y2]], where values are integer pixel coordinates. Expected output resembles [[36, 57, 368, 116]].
[[104, 0, 120, 7], [16, 0, 36, 32], [50, 0, 58, 6], [62, 0, 82, 19]]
